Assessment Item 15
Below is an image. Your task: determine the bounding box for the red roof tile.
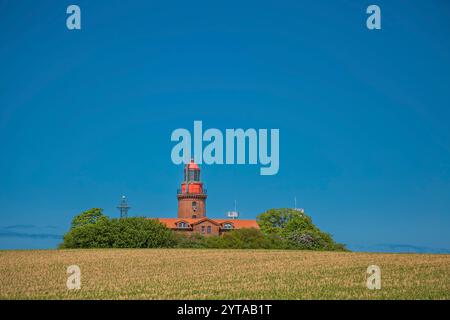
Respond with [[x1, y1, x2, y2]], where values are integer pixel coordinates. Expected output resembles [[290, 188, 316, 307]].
[[153, 217, 259, 229]]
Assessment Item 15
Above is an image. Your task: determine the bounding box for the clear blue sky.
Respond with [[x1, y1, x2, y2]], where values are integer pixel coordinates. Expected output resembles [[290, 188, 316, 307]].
[[1, 1, 449, 250]]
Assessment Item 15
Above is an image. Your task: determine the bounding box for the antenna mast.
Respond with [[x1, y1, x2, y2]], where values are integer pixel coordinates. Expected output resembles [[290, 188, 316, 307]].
[[227, 200, 239, 220], [294, 196, 305, 214]]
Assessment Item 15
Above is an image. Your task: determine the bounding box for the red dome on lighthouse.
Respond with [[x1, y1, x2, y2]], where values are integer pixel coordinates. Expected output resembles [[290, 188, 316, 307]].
[[187, 159, 200, 170]]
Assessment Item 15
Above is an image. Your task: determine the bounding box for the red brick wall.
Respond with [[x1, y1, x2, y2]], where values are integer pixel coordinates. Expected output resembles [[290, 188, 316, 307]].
[[178, 197, 206, 219], [192, 221, 220, 236]]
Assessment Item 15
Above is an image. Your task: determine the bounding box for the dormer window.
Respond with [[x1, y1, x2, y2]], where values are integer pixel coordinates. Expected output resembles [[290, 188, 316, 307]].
[[223, 223, 233, 230], [178, 222, 188, 229]]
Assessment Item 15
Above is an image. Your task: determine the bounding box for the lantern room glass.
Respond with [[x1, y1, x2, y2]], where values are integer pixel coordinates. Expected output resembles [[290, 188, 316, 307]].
[[185, 169, 200, 182]]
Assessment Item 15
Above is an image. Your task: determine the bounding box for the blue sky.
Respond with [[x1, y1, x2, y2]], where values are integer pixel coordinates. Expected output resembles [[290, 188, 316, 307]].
[[0, 1, 449, 251]]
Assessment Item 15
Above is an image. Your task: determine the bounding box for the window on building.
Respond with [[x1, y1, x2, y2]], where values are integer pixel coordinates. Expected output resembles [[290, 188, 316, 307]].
[[178, 222, 188, 229], [207, 226, 211, 234], [192, 201, 197, 211], [201, 226, 205, 234], [223, 223, 233, 230]]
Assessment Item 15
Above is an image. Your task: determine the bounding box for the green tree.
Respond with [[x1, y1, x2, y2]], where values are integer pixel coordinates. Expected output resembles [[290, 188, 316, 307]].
[[257, 208, 347, 251], [107, 218, 176, 248], [61, 216, 176, 249], [70, 208, 108, 229]]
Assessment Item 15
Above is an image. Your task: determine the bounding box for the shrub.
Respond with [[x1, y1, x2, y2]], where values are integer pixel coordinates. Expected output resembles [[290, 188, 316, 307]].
[[61, 215, 176, 249], [174, 228, 290, 249]]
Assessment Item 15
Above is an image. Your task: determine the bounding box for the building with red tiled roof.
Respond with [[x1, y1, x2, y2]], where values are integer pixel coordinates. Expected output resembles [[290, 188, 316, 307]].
[[152, 160, 259, 236]]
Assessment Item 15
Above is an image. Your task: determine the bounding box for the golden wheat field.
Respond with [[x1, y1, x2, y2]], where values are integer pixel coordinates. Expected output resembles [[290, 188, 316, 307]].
[[0, 249, 449, 299]]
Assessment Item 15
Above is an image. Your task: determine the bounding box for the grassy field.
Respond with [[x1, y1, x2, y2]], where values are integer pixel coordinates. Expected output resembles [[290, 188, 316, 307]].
[[0, 249, 449, 299]]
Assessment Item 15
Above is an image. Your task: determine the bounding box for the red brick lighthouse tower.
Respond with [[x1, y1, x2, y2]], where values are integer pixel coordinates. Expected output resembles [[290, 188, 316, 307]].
[[177, 159, 207, 219]]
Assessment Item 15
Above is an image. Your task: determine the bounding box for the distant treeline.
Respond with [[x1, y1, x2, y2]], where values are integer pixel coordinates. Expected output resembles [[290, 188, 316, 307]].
[[60, 208, 347, 251]]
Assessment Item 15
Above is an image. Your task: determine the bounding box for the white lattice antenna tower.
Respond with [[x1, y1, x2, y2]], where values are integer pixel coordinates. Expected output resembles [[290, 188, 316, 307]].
[[117, 195, 131, 218]]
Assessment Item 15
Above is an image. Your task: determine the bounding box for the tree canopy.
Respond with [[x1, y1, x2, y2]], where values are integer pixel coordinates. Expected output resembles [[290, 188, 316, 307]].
[[62, 210, 176, 248], [70, 208, 108, 229], [257, 208, 347, 251]]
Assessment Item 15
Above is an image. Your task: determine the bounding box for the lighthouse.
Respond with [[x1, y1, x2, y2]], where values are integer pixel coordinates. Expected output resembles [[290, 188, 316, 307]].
[[155, 158, 259, 235], [177, 159, 207, 219]]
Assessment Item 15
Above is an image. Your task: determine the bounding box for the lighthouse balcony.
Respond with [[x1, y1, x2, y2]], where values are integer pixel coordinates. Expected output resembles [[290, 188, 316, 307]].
[[177, 188, 207, 195]]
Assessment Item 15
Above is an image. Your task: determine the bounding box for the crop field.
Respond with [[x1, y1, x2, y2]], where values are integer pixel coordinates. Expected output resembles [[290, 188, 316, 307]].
[[0, 249, 449, 299]]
